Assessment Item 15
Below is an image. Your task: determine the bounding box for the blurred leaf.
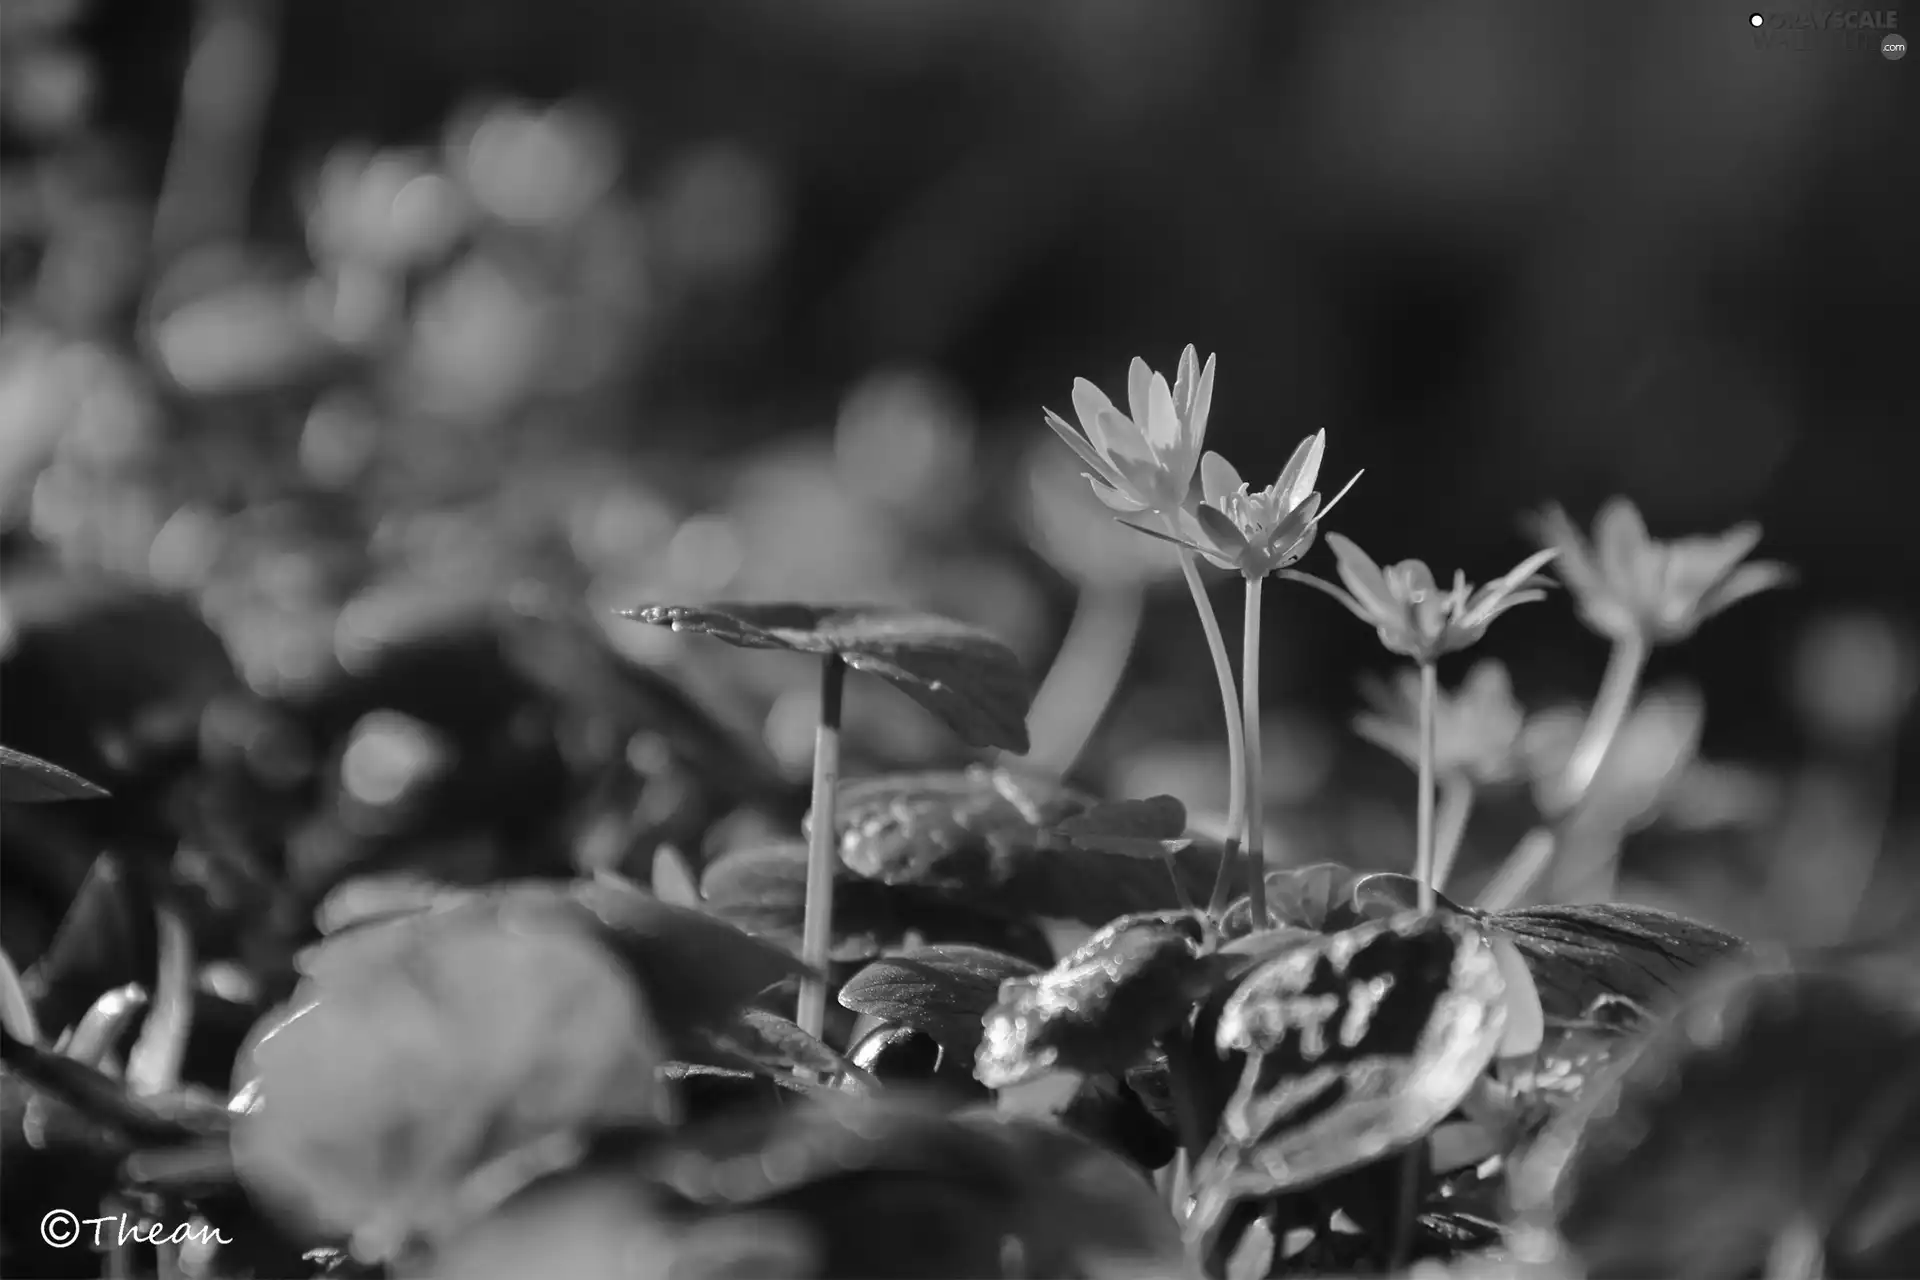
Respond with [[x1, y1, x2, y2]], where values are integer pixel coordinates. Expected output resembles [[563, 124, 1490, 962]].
[[21, 853, 147, 1037], [838, 944, 1041, 1059], [314, 873, 465, 934], [707, 1007, 872, 1088], [231, 893, 671, 1261], [0, 744, 109, 802], [0, 1025, 227, 1144], [622, 603, 1034, 752], [651, 845, 702, 907], [976, 912, 1221, 1090], [833, 767, 1216, 924], [699, 841, 1054, 967], [1189, 911, 1508, 1245], [1516, 952, 1920, 1278], [1053, 794, 1193, 859], [1487, 903, 1746, 1021]]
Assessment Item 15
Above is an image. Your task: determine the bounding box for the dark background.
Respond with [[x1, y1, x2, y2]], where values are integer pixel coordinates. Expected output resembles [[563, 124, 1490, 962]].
[[3, 0, 1917, 947]]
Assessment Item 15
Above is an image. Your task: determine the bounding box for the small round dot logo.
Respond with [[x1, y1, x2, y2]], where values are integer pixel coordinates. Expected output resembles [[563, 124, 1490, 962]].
[[1884, 33, 1907, 60], [1749, 12, 1765, 27]]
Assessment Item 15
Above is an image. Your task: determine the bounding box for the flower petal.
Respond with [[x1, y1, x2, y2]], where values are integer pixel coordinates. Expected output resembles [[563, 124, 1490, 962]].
[[1311, 469, 1365, 525], [1142, 371, 1182, 458], [1272, 431, 1326, 513], [1071, 379, 1133, 467], [1326, 533, 1397, 623], [1115, 517, 1211, 559], [1086, 474, 1151, 512], [1531, 504, 1606, 601], [1697, 559, 1794, 621], [1182, 354, 1217, 479], [1045, 408, 1123, 484], [1126, 358, 1154, 444], [1200, 452, 1243, 508], [1594, 497, 1650, 593], [1194, 502, 1251, 555], [1173, 346, 1200, 421]]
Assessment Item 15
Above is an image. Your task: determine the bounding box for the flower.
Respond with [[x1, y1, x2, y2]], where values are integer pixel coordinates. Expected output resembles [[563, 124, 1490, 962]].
[[1353, 659, 1528, 785], [1532, 498, 1792, 646], [1118, 430, 1363, 578], [1285, 534, 1559, 664], [1042, 346, 1213, 515]]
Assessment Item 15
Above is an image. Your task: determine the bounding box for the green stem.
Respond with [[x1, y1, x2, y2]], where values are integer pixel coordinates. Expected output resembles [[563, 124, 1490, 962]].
[[798, 655, 847, 1041], [1415, 662, 1438, 914], [127, 902, 194, 1096], [1241, 575, 1267, 927], [1025, 583, 1147, 777], [1430, 775, 1476, 897], [1176, 550, 1247, 918], [1563, 632, 1648, 810], [0, 944, 39, 1046], [1476, 827, 1557, 912]]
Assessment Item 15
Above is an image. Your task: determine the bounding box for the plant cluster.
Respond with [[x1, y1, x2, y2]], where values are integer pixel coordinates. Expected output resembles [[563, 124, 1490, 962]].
[[7, 347, 1919, 1280]]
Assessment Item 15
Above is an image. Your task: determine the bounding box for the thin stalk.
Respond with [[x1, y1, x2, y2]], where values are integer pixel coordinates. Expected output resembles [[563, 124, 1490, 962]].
[[798, 655, 847, 1041], [1563, 632, 1648, 809], [1430, 775, 1476, 897], [1025, 583, 1146, 777], [127, 902, 194, 1097], [0, 944, 39, 1045], [1415, 662, 1438, 914], [1477, 827, 1557, 912], [1241, 575, 1267, 927], [1176, 550, 1247, 917]]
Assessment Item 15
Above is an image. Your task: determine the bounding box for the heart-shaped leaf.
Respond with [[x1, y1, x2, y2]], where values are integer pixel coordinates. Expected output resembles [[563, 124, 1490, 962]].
[[1051, 794, 1192, 859], [0, 744, 109, 802], [1515, 951, 1920, 1278], [839, 945, 1041, 1059], [832, 768, 1219, 923], [622, 603, 1034, 752], [1219, 862, 1370, 936], [232, 893, 672, 1261], [1486, 902, 1746, 1020], [976, 912, 1223, 1090], [1190, 911, 1508, 1244], [1348, 871, 1472, 921], [699, 842, 1054, 968]]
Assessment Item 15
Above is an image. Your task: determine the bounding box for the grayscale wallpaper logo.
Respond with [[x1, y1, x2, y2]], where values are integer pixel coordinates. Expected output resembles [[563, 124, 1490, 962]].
[[1747, 9, 1905, 55]]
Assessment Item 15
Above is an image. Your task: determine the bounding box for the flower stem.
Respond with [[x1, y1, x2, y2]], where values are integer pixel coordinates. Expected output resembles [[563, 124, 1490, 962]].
[[1415, 662, 1438, 914], [127, 900, 195, 1096], [1025, 583, 1146, 778], [0, 943, 39, 1046], [1564, 632, 1648, 810], [798, 654, 847, 1041], [1175, 551, 1247, 918], [1431, 775, 1476, 897], [1241, 575, 1267, 927]]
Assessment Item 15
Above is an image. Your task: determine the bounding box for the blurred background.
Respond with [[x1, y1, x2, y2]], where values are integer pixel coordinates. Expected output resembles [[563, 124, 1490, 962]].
[[2, 0, 1917, 967]]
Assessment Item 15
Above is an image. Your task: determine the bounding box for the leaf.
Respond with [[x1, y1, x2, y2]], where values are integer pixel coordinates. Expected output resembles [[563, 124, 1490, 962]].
[[1220, 862, 1369, 937], [1515, 951, 1920, 1278], [1052, 795, 1193, 859], [707, 1008, 874, 1089], [231, 896, 672, 1260], [0, 744, 110, 802], [832, 767, 1219, 924], [651, 845, 702, 908], [1486, 902, 1746, 1020], [839, 945, 1042, 1059], [314, 874, 465, 935], [699, 842, 1054, 968], [1348, 870, 1472, 921], [21, 853, 148, 1038], [976, 912, 1223, 1090], [1189, 911, 1508, 1245], [622, 602, 1034, 752]]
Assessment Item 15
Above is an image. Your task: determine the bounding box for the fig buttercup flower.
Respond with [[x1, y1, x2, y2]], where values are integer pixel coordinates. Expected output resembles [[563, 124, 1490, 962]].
[[1354, 659, 1527, 786], [1285, 534, 1559, 664], [1532, 498, 1792, 646], [1042, 346, 1214, 515], [1120, 430, 1363, 579]]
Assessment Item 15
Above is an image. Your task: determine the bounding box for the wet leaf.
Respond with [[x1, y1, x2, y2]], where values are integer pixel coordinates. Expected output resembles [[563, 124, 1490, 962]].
[[1516, 950, 1920, 1278], [231, 895, 671, 1261], [839, 944, 1041, 1059], [1189, 911, 1508, 1243], [1221, 862, 1369, 937], [699, 842, 1054, 967], [976, 912, 1222, 1089], [832, 768, 1216, 924], [1052, 794, 1193, 859], [1486, 902, 1745, 1020], [0, 744, 110, 802], [622, 603, 1034, 752]]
